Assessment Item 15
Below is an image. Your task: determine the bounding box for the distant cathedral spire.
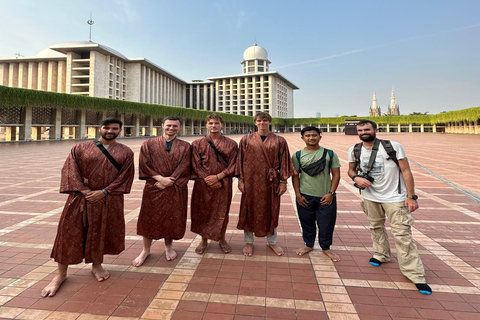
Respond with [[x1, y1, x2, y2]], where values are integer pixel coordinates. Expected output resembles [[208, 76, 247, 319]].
[[369, 92, 381, 117], [388, 88, 400, 115]]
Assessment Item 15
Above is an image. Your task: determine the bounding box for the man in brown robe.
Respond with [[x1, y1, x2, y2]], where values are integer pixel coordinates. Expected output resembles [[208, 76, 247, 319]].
[[132, 116, 191, 265], [42, 118, 135, 297], [236, 112, 295, 256], [191, 114, 238, 254]]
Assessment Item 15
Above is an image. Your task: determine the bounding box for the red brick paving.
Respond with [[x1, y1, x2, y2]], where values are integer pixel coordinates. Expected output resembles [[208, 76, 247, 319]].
[[0, 133, 479, 319]]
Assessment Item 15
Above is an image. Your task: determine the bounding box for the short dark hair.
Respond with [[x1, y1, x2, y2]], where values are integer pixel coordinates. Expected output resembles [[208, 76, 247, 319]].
[[205, 113, 223, 124], [163, 116, 182, 126], [100, 118, 123, 128], [357, 119, 377, 129], [301, 126, 321, 136], [253, 111, 272, 122]]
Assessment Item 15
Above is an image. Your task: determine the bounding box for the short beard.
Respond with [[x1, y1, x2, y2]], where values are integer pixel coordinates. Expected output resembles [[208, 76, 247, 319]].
[[359, 134, 375, 142], [101, 133, 118, 141]]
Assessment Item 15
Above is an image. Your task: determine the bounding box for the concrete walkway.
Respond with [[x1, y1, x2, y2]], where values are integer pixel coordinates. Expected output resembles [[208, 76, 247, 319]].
[[0, 132, 479, 320]]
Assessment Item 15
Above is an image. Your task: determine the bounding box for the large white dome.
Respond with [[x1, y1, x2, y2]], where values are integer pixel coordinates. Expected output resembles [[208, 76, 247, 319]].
[[243, 43, 268, 60]]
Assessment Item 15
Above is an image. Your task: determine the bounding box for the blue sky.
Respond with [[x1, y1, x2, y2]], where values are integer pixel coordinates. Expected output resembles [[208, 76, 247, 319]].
[[0, 0, 479, 118]]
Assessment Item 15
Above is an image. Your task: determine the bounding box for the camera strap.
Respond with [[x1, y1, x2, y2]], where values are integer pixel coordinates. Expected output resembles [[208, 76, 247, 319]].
[[365, 139, 381, 174]]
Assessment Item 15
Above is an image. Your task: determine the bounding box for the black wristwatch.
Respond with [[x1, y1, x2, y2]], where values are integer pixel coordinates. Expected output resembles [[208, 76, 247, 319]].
[[407, 194, 418, 200], [328, 191, 336, 196]]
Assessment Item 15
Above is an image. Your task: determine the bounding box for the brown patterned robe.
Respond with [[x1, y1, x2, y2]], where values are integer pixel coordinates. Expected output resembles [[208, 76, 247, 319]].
[[191, 135, 238, 241], [236, 133, 295, 237], [137, 137, 191, 240], [51, 141, 135, 265]]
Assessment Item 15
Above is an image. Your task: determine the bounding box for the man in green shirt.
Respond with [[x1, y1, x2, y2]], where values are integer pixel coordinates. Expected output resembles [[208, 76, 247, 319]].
[[292, 126, 341, 261]]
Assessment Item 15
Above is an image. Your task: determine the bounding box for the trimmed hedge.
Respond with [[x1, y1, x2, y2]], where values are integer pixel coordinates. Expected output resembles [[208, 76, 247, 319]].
[[273, 107, 480, 126], [0, 86, 253, 124], [2, 85, 478, 126]]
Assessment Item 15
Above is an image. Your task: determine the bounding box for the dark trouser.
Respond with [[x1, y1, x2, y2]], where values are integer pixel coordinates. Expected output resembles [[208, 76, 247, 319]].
[[296, 194, 337, 250]]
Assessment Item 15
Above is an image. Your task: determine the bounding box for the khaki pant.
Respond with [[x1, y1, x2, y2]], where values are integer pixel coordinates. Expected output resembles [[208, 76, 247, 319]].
[[361, 199, 425, 283]]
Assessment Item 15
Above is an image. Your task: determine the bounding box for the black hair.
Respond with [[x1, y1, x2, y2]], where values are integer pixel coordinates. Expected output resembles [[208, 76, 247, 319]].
[[163, 116, 182, 126], [357, 119, 377, 129], [300, 126, 321, 136], [100, 118, 123, 128]]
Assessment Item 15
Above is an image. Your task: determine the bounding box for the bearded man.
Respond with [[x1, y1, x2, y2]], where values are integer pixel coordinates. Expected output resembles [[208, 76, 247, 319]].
[[42, 118, 134, 297], [347, 120, 431, 295]]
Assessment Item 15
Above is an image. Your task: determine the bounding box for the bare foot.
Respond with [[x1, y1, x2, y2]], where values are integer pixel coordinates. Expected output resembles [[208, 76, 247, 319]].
[[132, 250, 150, 267], [323, 250, 340, 262], [91, 264, 110, 282], [195, 240, 208, 255], [165, 246, 177, 261], [41, 273, 66, 297], [295, 246, 313, 256], [267, 243, 285, 256], [243, 243, 254, 256], [219, 240, 232, 254]]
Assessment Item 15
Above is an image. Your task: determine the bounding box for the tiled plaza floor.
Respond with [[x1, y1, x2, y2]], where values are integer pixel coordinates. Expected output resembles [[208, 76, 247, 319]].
[[0, 132, 480, 320]]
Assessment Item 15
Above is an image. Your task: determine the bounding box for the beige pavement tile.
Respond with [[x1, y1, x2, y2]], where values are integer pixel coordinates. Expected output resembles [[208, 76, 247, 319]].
[[22, 273, 49, 281], [161, 282, 188, 291], [450, 286, 480, 294], [155, 290, 183, 300], [0, 296, 13, 305], [16, 309, 52, 320], [322, 293, 352, 303], [237, 295, 265, 306], [148, 299, 179, 310], [288, 257, 310, 264], [248, 255, 267, 262], [0, 278, 16, 286], [430, 285, 455, 293], [319, 285, 348, 294], [328, 313, 361, 320], [166, 275, 192, 283], [170, 269, 195, 276], [0, 307, 24, 318], [32, 266, 57, 273], [317, 278, 343, 286], [46, 311, 81, 320], [148, 267, 173, 274], [266, 297, 295, 309], [314, 265, 336, 272], [10, 279, 37, 288], [317, 271, 340, 279], [324, 302, 357, 313], [367, 280, 397, 289], [394, 282, 416, 290], [223, 254, 246, 261], [108, 317, 139, 320], [0, 287, 26, 296], [209, 293, 237, 304], [141, 309, 173, 320], [295, 300, 325, 311], [203, 253, 226, 260], [182, 291, 210, 302]]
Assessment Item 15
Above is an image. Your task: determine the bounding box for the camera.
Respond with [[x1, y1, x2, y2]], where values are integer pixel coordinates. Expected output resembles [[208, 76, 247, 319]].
[[354, 172, 374, 190]]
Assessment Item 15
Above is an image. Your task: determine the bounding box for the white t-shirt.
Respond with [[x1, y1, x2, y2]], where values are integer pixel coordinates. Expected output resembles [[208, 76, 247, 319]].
[[348, 141, 407, 202]]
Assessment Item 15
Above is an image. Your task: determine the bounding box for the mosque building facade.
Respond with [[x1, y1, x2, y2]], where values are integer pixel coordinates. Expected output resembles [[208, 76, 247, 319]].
[[0, 41, 297, 118]]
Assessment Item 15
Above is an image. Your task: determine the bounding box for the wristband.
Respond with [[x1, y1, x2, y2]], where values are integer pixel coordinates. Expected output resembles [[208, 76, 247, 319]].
[[351, 175, 360, 181], [101, 189, 109, 196], [280, 181, 287, 185]]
